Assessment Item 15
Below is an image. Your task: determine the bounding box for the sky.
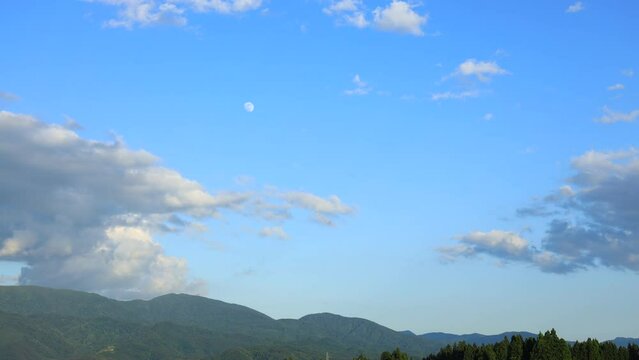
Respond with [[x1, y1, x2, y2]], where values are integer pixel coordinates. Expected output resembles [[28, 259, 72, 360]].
[[0, 0, 638, 341]]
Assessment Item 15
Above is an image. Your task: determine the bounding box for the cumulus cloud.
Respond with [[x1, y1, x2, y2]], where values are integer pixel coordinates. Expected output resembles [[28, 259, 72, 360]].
[[452, 59, 509, 82], [441, 148, 639, 274], [259, 226, 289, 240], [344, 74, 372, 96], [323, 0, 427, 35], [566, 1, 584, 13], [0, 111, 352, 299], [431, 90, 479, 101], [596, 106, 639, 124], [89, 0, 262, 29], [372, 1, 427, 36]]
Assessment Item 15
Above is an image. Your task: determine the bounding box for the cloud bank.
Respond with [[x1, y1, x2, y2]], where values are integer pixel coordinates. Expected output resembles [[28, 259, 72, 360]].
[[440, 148, 639, 274], [0, 111, 352, 298]]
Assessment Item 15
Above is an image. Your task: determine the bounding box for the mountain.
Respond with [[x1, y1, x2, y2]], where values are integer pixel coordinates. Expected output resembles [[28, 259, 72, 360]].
[[0, 286, 635, 360], [612, 337, 639, 347], [0, 286, 442, 360], [420, 331, 537, 345]]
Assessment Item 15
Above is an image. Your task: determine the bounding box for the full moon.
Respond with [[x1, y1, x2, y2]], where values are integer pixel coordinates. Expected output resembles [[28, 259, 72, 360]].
[[244, 102, 255, 113]]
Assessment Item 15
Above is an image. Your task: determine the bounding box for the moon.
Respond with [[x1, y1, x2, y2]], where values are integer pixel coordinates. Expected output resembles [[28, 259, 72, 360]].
[[244, 102, 255, 113]]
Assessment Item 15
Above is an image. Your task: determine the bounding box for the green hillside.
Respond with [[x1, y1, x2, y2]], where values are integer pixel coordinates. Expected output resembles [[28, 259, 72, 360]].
[[0, 286, 441, 359], [1, 286, 635, 360]]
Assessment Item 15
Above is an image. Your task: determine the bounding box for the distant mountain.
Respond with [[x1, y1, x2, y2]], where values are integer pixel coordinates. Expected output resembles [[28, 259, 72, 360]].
[[612, 337, 639, 347], [420, 331, 537, 345]]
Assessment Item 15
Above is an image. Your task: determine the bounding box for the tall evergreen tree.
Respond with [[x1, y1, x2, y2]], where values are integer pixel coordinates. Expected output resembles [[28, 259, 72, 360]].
[[495, 337, 509, 360], [508, 335, 524, 360], [531, 329, 571, 360]]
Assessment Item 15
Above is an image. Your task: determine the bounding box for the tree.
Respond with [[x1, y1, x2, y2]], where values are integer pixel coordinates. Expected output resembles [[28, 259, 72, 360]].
[[508, 335, 524, 360], [601, 341, 620, 360], [380, 348, 409, 360], [531, 329, 571, 360], [495, 337, 509, 360], [479, 345, 497, 360], [628, 344, 639, 360]]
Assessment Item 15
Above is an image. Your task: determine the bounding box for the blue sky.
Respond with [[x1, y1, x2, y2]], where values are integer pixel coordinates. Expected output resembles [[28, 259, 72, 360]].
[[1, 0, 638, 340]]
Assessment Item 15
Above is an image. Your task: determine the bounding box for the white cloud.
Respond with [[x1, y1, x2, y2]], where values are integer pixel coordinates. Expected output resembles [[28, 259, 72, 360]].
[[323, 0, 428, 35], [621, 69, 635, 77], [323, 0, 369, 29], [259, 226, 289, 240], [0, 91, 19, 102], [186, 0, 262, 13], [596, 106, 639, 124], [607, 83, 624, 91], [566, 1, 585, 13], [431, 90, 479, 101], [344, 11, 369, 28], [0, 111, 352, 298], [344, 74, 372, 95], [453, 59, 508, 82], [323, 0, 362, 14], [483, 113, 494, 121], [439, 229, 578, 273], [460, 230, 530, 257], [281, 192, 354, 226], [244, 101, 255, 113], [372, 1, 427, 36], [90, 0, 262, 29]]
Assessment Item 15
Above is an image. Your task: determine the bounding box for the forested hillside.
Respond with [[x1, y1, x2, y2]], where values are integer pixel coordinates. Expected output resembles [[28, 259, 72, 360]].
[[0, 286, 636, 360]]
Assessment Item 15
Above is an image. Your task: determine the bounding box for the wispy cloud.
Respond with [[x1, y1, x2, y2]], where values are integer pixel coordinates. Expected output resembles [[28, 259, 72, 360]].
[[566, 1, 584, 13], [89, 0, 263, 29], [0, 91, 19, 102], [344, 74, 372, 96], [431, 90, 479, 101], [259, 226, 289, 240], [596, 106, 639, 124], [607, 83, 624, 91], [621, 69, 635, 78], [323, 0, 369, 28]]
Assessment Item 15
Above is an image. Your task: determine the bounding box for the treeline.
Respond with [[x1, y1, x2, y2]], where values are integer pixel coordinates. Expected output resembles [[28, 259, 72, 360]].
[[349, 330, 639, 360], [424, 329, 639, 360]]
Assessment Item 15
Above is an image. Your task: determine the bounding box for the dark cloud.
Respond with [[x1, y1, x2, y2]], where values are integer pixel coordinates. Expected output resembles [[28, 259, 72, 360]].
[[441, 149, 639, 274]]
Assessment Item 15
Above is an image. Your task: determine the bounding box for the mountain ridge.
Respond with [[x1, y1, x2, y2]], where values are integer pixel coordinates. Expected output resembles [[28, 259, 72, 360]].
[[0, 286, 636, 360]]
